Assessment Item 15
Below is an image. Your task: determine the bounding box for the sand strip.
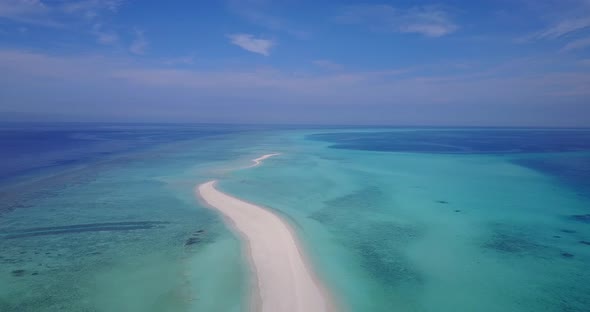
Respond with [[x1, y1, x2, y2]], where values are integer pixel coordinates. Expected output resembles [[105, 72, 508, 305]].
[[247, 153, 281, 168], [196, 155, 334, 311]]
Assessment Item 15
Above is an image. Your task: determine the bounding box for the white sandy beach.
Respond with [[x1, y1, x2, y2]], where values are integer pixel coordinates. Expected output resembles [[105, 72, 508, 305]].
[[196, 155, 334, 312]]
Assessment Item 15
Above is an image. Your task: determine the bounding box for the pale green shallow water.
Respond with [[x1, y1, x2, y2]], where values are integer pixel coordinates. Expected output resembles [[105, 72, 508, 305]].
[[1, 128, 590, 311]]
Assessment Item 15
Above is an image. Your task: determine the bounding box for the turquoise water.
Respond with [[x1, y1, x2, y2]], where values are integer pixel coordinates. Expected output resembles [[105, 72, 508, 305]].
[[2, 126, 590, 311], [0, 128, 263, 311]]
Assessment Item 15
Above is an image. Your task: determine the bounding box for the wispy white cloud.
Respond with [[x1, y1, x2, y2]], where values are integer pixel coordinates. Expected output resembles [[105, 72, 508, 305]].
[[523, 0, 590, 43], [96, 31, 118, 44], [561, 35, 590, 51], [0, 0, 123, 24], [313, 59, 343, 71], [129, 29, 148, 55], [59, 0, 123, 20], [92, 23, 118, 45], [0, 0, 58, 26], [227, 0, 309, 39], [2, 49, 590, 125], [399, 6, 458, 37], [537, 17, 590, 39], [228, 34, 274, 56], [336, 5, 457, 37], [0, 0, 45, 16], [2, 49, 588, 100], [61, 0, 123, 16], [62, 0, 124, 44], [0, 0, 126, 44]]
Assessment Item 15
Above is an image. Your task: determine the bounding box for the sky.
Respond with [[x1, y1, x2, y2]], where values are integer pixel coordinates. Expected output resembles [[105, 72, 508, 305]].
[[0, 0, 589, 126]]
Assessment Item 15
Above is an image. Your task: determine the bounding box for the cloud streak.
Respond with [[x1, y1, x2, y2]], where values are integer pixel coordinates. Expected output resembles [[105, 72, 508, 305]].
[[129, 29, 148, 55], [0, 1, 130, 49], [227, 0, 309, 39], [0, 0, 59, 26], [561, 36, 590, 52], [336, 5, 457, 37], [537, 17, 590, 39], [525, 1, 590, 43], [61, 0, 123, 16], [92, 23, 118, 44], [228, 34, 274, 56], [1, 49, 589, 126], [313, 60, 344, 71], [0, 0, 124, 25]]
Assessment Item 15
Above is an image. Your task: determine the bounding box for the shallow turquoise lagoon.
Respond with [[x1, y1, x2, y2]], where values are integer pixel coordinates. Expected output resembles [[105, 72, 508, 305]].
[[1, 126, 589, 311]]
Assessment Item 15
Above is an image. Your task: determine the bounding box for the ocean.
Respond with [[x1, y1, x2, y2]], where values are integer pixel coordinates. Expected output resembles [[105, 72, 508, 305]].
[[1, 124, 589, 311]]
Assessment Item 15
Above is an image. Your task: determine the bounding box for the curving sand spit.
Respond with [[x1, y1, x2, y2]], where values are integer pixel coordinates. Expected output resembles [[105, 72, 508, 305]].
[[247, 153, 281, 168], [196, 155, 335, 312]]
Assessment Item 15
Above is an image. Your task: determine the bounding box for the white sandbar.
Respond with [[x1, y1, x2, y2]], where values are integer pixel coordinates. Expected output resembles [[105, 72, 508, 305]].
[[196, 155, 334, 311]]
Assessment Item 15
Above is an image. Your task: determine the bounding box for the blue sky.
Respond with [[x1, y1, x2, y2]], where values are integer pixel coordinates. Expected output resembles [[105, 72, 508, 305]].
[[0, 0, 589, 126]]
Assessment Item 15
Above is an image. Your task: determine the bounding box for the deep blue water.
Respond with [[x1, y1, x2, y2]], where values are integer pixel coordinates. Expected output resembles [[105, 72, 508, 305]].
[[308, 129, 590, 197], [0, 123, 243, 181], [5, 125, 590, 194], [0, 122, 371, 182], [514, 156, 590, 198], [308, 129, 590, 154]]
